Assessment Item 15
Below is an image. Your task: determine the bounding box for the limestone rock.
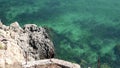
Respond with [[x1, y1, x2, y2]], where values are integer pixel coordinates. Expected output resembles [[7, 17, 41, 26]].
[[22, 58, 81, 68], [0, 22, 80, 68], [9, 22, 22, 32], [18, 24, 55, 60], [0, 22, 55, 68]]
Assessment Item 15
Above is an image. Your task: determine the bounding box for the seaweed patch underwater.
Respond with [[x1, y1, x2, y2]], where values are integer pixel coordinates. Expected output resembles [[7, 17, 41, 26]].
[[0, 0, 120, 68]]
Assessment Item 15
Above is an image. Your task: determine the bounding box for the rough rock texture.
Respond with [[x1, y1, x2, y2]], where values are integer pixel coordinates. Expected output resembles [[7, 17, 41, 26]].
[[0, 21, 80, 68], [22, 58, 81, 68], [0, 22, 54, 67], [17, 23, 55, 60]]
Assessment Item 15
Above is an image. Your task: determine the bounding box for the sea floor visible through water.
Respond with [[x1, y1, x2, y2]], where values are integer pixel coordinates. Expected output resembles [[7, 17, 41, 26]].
[[0, 0, 120, 68]]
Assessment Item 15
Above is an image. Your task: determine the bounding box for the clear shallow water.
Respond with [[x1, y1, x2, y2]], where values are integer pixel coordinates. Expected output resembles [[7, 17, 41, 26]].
[[0, 0, 120, 68]]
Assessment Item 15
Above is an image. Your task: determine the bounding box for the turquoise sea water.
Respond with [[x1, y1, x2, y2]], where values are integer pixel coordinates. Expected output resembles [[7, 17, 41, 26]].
[[0, 0, 120, 68]]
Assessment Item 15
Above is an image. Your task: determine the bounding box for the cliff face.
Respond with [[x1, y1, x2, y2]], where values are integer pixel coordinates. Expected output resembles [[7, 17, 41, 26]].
[[0, 22, 54, 67]]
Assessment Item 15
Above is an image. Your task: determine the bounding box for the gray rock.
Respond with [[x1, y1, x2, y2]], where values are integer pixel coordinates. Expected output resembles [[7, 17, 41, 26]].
[[0, 22, 55, 61], [17, 24, 55, 60], [0, 22, 81, 68]]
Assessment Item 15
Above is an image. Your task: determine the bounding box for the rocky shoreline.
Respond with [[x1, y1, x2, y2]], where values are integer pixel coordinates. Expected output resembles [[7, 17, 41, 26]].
[[0, 21, 80, 68]]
